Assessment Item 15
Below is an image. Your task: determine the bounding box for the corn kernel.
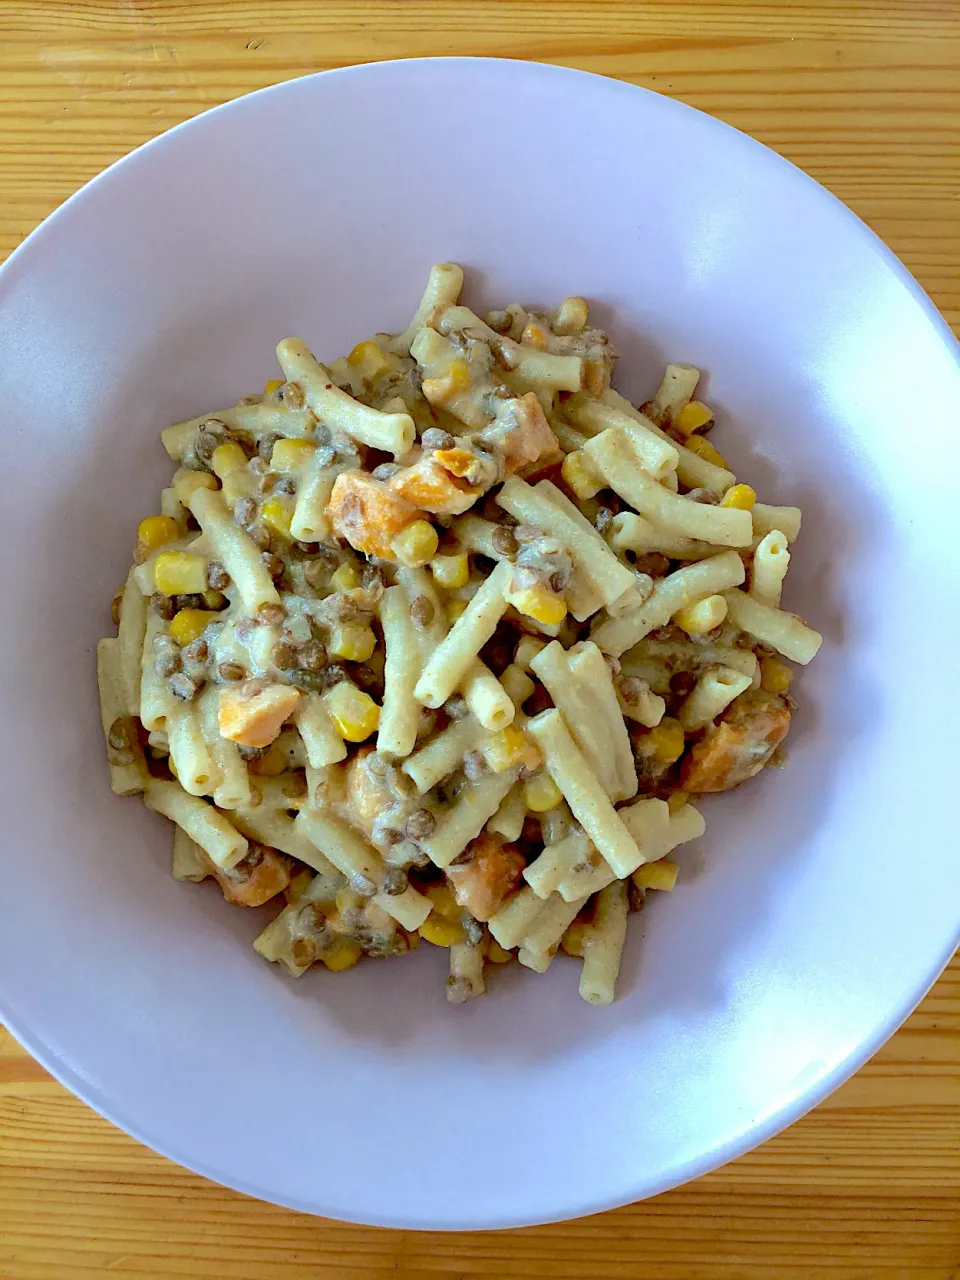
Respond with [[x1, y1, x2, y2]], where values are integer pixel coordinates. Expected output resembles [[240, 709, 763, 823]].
[[446, 598, 468, 623], [391, 519, 439, 567], [521, 321, 547, 350], [211, 441, 248, 479], [760, 656, 794, 695], [506, 583, 567, 628], [486, 938, 514, 964], [323, 682, 380, 742], [423, 883, 460, 919], [330, 561, 361, 591], [285, 867, 313, 904], [721, 483, 756, 511], [561, 449, 602, 500], [553, 296, 589, 336], [634, 859, 679, 892], [430, 552, 470, 590], [328, 622, 377, 662], [638, 717, 685, 765], [260, 497, 294, 537], [137, 515, 180, 551], [154, 551, 208, 595], [202, 589, 227, 611], [667, 790, 689, 815], [684, 435, 729, 469], [271, 438, 317, 473], [482, 725, 540, 774], [263, 378, 284, 395], [561, 921, 589, 958], [419, 914, 467, 947], [347, 341, 389, 377], [169, 608, 209, 647], [674, 594, 728, 636], [322, 938, 363, 971], [523, 771, 563, 813], [446, 357, 471, 393], [672, 400, 715, 438]]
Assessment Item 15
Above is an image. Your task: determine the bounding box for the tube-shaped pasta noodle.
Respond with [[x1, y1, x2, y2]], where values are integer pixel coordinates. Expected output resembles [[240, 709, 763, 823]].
[[290, 452, 339, 543], [751, 530, 790, 607], [678, 665, 753, 730], [591, 551, 746, 657], [294, 693, 347, 768], [565, 398, 679, 479], [172, 828, 209, 882], [145, 779, 247, 869], [723, 588, 822, 665], [526, 709, 644, 879], [448, 942, 485, 1002], [166, 702, 221, 797], [607, 511, 715, 561], [585, 430, 752, 547], [389, 262, 465, 356], [651, 363, 700, 419], [437, 305, 583, 391], [420, 770, 518, 868], [602, 389, 735, 493], [579, 880, 629, 1006], [188, 487, 281, 613], [161, 399, 316, 461], [414, 559, 513, 708], [523, 831, 594, 899], [276, 338, 415, 458], [530, 641, 618, 799], [139, 612, 176, 732], [522, 892, 589, 955], [488, 886, 549, 950], [566, 642, 637, 801], [460, 659, 515, 731], [96, 638, 148, 796], [402, 715, 481, 793], [487, 784, 527, 841], [117, 567, 148, 716], [752, 502, 802, 544], [378, 584, 424, 758], [198, 688, 252, 810]]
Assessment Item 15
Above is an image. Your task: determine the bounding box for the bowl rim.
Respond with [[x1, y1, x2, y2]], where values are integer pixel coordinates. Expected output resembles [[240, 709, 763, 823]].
[[1, 55, 958, 1229]]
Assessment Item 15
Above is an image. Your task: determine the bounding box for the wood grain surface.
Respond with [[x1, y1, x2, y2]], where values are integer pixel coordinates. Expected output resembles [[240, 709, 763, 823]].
[[0, 3, 957, 1276]]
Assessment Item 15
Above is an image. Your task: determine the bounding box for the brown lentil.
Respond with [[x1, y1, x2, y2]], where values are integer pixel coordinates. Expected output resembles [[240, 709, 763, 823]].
[[257, 432, 281, 461], [107, 719, 130, 752], [194, 430, 218, 462], [298, 639, 327, 671], [318, 663, 348, 689], [111, 592, 124, 628], [272, 640, 298, 670], [261, 551, 285, 579], [274, 476, 296, 496], [256, 472, 276, 495], [381, 868, 409, 896], [634, 552, 671, 578], [174, 593, 205, 612], [410, 595, 434, 631], [206, 561, 230, 591], [170, 672, 201, 701], [371, 463, 400, 481], [218, 661, 245, 681], [313, 423, 332, 446], [491, 525, 518, 556], [445, 694, 469, 720], [361, 564, 385, 591], [282, 380, 305, 409], [421, 427, 455, 451], [303, 559, 329, 589], [462, 750, 488, 781], [405, 809, 436, 841], [619, 675, 650, 704], [182, 637, 208, 665], [687, 487, 719, 505], [248, 522, 272, 551], [257, 603, 285, 627], [594, 507, 614, 534], [237, 743, 267, 760], [151, 592, 176, 620], [234, 496, 257, 527]]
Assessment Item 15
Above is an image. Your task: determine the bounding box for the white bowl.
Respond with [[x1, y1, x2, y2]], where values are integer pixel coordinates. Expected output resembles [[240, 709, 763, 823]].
[[0, 57, 957, 1230]]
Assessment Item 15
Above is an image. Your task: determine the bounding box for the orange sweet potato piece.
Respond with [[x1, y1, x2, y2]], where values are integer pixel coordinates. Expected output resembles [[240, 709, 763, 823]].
[[498, 392, 562, 476], [218, 683, 300, 749], [681, 691, 791, 793], [342, 746, 394, 841], [445, 833, 526, 921], [214, 845, 292, 907], [328, 470, 422, 558], [390, 455, 480, 515]]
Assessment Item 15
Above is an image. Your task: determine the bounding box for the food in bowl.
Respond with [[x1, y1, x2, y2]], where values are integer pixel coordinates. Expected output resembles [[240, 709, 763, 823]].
[[97, 263, 821, 1006]]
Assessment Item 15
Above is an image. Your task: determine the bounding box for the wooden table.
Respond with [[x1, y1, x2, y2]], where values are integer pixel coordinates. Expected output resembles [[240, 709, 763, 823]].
[[1, 3, 957, 1276]]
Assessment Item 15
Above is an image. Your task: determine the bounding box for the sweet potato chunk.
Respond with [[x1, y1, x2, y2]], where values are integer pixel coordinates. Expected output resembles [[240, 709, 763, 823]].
[[391, 455, 480, 515], [328, 470, 421, 558], [446, 833, 526, 921], [486, 392, 561, 476], [214, 845, 292, 907], [681, 691, 791, 793], [218, 683, 300, 749]]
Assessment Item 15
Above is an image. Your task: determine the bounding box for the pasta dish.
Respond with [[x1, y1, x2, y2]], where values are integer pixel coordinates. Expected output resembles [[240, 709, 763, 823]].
[[97, 263, 821, 1005]]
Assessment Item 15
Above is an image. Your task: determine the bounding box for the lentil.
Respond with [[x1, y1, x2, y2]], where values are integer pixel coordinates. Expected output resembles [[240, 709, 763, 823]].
[[151, 592, 175, 620], [206, 561, 230, 590], [381, 868, 409, 896], [261, 551, 285, 579], [257, 432, 281, 461], [421, 427, 455, 451], [410, 595, 434, 631], [182, 637, 208, 665], [170, 672, 201, 701], [406, 809, 436, 840], [248, 522, 272, 550], [257, 603, 285, 627], [282, 380, 305, 409], [491, 525, 518, 556], [218, 661, 245, 681], [298, 638, 327, 671], [272, 640, 298, 670]]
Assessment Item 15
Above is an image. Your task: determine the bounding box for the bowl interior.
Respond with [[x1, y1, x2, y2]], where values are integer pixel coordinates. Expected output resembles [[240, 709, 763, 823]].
[[0, 58, 958, 1228]]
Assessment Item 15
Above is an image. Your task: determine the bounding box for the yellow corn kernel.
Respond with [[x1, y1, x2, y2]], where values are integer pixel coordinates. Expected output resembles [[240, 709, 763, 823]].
[[561, 921, 589, 958], [634, 859, 679, 892], [672, 400, 715, 438], [721, 483, 756, 511], [760, 655, 794, 695], [423, 883, 460, 919], [211, 441, 248, 479], [202, 589, 227, 611], [685, 435, 729, 469], [482, 725, 541, 774], [446, 357, 471, 393], [674, 594, 728, 636], [667, 790, 689, 815], [523, 771, 563, 813], [323, 682, 380, 742], [330, 561, 361, 591], [446, 598, 468, 623], [639, 717, 685, 765], [169, 608, 209, 647], [347, 341, 389, 377], [328, 622, 377, 663], [137, 515, 180, 551], [553, 296, 589, 336], [271, 437, 317, 473], [260, 497, 294, 538], [430, 552, 470, 590], [561, 449, 602, 500], [521, 321, 547, 350], [263, 378, 284, 395], [419, 914, 467, 947], [506, 583, 567, 628], [391, 519, 439, 567], [322, 937, 363, 971], [173, 469, 218, 503], [486, 938, 514, 964], [154, 551, 208, 595]]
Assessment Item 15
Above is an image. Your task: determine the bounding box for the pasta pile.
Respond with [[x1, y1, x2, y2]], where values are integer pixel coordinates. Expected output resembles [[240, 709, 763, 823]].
[[98, 263, 821, 1006]]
